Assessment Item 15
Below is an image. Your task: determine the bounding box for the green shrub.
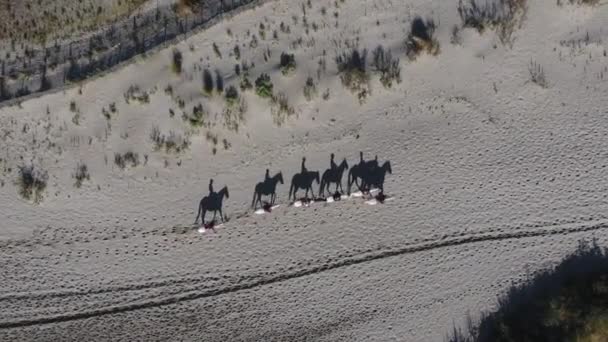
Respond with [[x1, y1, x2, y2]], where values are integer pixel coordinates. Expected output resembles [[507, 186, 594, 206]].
[[255, 73, 273, 98]]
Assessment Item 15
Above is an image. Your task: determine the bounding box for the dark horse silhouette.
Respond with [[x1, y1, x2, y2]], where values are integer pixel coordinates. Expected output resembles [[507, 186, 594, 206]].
[[289, 170, 320, 201], [360, 161, 392, 193], [194, 186, 229, 225], [347, 157, 379, 194], [252, 171, 284, 209], [319, 158, 349, 196]]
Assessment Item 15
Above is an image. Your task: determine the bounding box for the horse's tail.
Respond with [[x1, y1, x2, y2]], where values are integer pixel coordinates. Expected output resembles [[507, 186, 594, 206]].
[[319, 173, 326, 196], [289, 178, 295, 201]]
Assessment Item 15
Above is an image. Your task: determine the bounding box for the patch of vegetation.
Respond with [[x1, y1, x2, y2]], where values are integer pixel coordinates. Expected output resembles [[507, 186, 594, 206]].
[[280, 52, 297, 75], [185, 103, 209, 127], [225, 85, 239, 106], [124, 85, 150, 104], [528, 60, 548, 88], [233, 45, 241, 60], [150, 126, 190, 153], [73, 162, 90, 188], [271, 92, 295, 126], [371, 45, 401, 88], [303, 76, 317, 101], [172, 48, 183, 74], [448, 240, 608, 342], [457, 0, 527, 45], [335, 48, 370, 102], [405, 17, 440, 60], [17, 164, 48, 203], [213, 42, 222, 59], [240, 75, 253, 91], [223, 97, 247, 132], [114, 151, 140, 169], [255, 73, 274, 98], [560, 0, 599, 5]]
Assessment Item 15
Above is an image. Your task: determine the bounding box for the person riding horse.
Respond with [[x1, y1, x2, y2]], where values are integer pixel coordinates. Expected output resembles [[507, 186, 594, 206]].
[[320, 154, 349, 197], [289, 157, 319, 201], [330, 153, 337, 171], [252, 169, 284, 209]]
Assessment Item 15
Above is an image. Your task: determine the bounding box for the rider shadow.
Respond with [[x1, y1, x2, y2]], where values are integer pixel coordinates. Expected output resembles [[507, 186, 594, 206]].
[[319, 157, 349, 198], [194, 180, 230, 226], [289, 157, 320, 201], [252, 169, 284, 210], [348, 152, 392, 195]]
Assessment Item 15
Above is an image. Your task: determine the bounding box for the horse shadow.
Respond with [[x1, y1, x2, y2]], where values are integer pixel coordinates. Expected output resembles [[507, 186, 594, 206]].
[[319, 158, 349, 197], [289, 170, 320, 201], [252, 171, 284, 209], [194, 185, 229, 225], [348, 154, 392, 194]]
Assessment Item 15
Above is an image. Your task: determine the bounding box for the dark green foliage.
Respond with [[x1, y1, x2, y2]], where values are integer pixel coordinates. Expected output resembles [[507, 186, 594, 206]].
[[255, 73, 273, 98]]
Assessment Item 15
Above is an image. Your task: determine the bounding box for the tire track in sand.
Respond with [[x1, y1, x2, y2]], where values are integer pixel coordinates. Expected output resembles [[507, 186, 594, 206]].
[[1, 219, 607, 329]]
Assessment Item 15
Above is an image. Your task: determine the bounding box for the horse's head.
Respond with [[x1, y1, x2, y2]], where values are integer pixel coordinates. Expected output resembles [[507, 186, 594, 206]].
[[313, 171, 320, 184], [277, 172, 284, 184], [341, 158, 349, 170], [221, 186, 230, 199], [383, 161, 392, 174]]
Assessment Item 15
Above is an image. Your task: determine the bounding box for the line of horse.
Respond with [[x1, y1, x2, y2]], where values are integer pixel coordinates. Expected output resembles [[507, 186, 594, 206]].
[[195, 153, 392, 225]]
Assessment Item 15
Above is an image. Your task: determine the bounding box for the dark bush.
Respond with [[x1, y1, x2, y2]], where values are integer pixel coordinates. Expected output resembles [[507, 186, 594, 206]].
[[448, 239, 608, 342], [172, 48, 183, 74], [255, 73, 273, 98], [405, 17, 440, 59], [18, 165, 48, 202], [202, 68, 214, 94], [371, 45, 401, 88], [280, 52, 296, 75]]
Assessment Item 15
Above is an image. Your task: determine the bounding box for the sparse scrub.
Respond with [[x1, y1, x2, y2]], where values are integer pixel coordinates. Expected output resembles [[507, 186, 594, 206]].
[[303, 76, 317, 101], [528, 59, 548, 88], [17, 164, 48, 203], [186, 103, 208, 127], [271, 92, 295, 126], [114, 151, 140, 169], [172, 48, 183, 74], [73, 162, 90, 188], [371, 45, 401, 88], [255, 73, 274, 98], [280, 52, 297, 75], [233, 45, 241, 60], [150, 126, 190, 153], [124, 85, 150, 104], [225, 85, 239, 106], [457, 0, 527, 45], [405, 17, 440, 60], [240, 75, 253, 91], [335, 48, 370, 102], [563, 0, 599, 4], [223, 97, 247, 132], [212, 42, 222, 59]]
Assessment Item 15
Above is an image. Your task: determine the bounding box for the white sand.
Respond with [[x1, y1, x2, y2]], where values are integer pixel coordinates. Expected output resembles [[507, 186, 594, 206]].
[[1, 0, 608, 340]]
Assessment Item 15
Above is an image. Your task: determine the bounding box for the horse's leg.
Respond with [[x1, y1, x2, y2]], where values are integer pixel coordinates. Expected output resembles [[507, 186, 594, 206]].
[[212, 210, 217, 222], [202, 209, 206, 225], [219, 208, 224, 222]]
